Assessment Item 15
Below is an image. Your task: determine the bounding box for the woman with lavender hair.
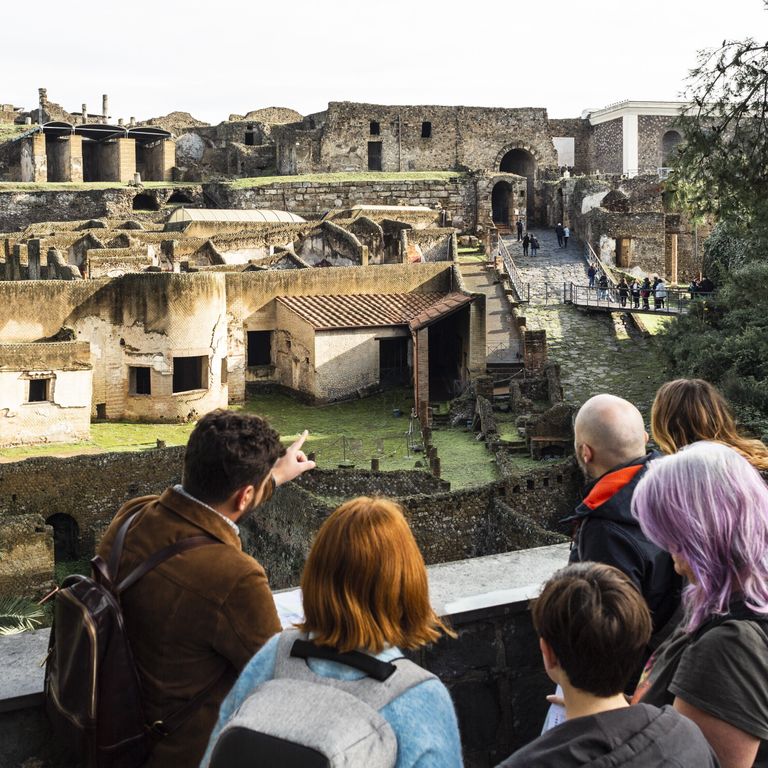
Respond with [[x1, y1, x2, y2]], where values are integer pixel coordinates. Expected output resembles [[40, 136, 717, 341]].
[[631, 441, 768, 768]]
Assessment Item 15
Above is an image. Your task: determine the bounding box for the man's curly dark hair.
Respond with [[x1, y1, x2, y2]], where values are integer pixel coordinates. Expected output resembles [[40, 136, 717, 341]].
[[182, 409, 285, 504]]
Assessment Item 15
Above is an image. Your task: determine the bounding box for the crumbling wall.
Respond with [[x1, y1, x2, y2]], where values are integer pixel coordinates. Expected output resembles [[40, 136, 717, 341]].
[[0, 189, 136, 232], [404, 229, 456, 262], [0, 341, 92, 447], [0, 514, 53, 598], [314, 103, 559, 174], [0, 447, 576, 596], [206, 177, 476, 229]]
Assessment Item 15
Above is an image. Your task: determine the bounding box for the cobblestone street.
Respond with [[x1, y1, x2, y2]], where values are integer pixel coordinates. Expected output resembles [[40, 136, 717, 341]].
[[503, 229, 666, 416]]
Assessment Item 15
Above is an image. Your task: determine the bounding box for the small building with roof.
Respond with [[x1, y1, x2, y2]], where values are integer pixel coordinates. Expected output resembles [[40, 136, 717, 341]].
[[246, 290, 477, 403]]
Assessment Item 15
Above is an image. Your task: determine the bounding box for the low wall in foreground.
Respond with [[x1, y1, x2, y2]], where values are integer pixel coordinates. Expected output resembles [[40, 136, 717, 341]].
[[0, 544, 569, 767]]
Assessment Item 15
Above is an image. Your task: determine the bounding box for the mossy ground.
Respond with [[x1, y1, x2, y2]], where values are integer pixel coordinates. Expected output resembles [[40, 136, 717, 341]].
[[0, 389, 498, 489], [226, 171, 465, 189]]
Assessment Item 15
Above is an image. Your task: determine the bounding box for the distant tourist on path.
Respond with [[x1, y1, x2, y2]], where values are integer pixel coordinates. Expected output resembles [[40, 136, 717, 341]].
[[530, 235, 540, 257], [688, 277, 699, 298], [588, 264, 597, 288], [96, 410, 315, 767], [563, 226, 570, 248], [598, 273, 609, 301], [655, 277, 667, 310], [618, 277, 629, 308], [566, 394, 681, 642], [202, 497, 462, 768], [640, 278, 651, 310], [555, 222, 565, 247], [698, 275, 715, 294], [650, 378, 768, 472], [516, 219, 523, 240], [522, 233, 530, 257], [497, 563, 717, 768], [631, 279, 641, 308]]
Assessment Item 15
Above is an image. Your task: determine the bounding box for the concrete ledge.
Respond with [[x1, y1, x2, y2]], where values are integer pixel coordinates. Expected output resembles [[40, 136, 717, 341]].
[[0, 543, 570, 767]]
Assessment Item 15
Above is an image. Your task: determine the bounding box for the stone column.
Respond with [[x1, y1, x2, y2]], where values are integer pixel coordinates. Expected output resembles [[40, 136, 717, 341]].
[[665, 233, 678, 284], [414, 328, 429, 419], [68, 135, 83, 183], [20, 133, 47, 182]]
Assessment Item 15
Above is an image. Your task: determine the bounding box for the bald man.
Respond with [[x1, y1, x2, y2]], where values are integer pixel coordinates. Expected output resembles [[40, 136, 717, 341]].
[[566, 394, 681, 639]]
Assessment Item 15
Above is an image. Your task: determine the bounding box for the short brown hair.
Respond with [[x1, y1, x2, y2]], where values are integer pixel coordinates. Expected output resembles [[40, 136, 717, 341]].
[[651, 378, 768, 470], [532, 563, 651, 697], [183, 409, 285, 504], [299, 497, 455, 653]]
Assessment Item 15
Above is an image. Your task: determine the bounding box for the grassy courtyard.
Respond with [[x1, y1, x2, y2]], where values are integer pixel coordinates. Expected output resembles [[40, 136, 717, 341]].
[[0, 389, 499, 489]]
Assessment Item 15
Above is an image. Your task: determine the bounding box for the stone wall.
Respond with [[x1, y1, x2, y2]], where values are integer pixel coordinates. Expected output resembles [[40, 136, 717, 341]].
[[306, 102, 560, 176], [591, 119, 623, 175], [638, 115, 682, 173], [206, 177, 476, 229], [586, 209, 666, 276], [0, 443, 578, 596], [0, 514, 53, 597], [0, 447, 186, 564], [295, 467, 450, 497], [0, 188, 136, 232]]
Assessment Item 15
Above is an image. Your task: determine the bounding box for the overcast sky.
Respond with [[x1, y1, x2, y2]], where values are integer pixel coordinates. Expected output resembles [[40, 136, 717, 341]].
[[3, 0, 766, 125]]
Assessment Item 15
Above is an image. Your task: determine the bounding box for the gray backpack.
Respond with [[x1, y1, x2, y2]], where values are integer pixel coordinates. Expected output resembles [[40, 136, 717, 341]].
[[209, 629, 435, 768]]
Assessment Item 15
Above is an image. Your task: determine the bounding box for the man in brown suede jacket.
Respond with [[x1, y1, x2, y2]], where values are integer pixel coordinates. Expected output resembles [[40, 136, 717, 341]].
[[97, 410, 314, 767]]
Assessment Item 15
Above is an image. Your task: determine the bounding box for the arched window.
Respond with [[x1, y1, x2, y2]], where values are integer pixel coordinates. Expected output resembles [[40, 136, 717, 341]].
[[661, 130, 683, 165]]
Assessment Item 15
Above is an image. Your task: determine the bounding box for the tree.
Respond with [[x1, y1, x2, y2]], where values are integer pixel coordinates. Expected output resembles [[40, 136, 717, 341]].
[[671, 7, 768, 246], [660, 261, 768, 438]]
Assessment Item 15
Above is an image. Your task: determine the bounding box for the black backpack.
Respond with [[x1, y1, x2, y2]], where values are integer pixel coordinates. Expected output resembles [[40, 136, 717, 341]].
[[44, 509, 217, 768]]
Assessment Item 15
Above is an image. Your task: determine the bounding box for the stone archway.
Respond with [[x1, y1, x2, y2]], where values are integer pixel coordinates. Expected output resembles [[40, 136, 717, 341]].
[[46, 513, 80, 561], [497, 145, 538, 221]]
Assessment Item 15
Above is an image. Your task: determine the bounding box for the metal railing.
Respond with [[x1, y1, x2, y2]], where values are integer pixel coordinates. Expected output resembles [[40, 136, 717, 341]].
[[566, 283, 715, 314], [498, 237, 529, 302], [486, 340, 525, 363]]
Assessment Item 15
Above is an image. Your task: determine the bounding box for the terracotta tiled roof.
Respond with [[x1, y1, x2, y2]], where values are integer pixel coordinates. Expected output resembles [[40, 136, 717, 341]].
[[276, 292, 473, 330]]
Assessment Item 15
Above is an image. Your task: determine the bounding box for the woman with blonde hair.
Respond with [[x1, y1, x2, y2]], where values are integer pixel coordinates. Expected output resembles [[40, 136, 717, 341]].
[[651, 378, 768, 471], [201, 496, 461, 768]]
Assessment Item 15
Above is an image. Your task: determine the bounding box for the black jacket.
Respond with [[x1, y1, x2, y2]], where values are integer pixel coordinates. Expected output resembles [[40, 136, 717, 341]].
[[497, 704, 719, 767], [565, 453, 681, 636]]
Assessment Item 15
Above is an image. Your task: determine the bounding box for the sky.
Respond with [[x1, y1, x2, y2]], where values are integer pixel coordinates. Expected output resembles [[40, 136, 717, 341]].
[[3, 0, 766, 125]]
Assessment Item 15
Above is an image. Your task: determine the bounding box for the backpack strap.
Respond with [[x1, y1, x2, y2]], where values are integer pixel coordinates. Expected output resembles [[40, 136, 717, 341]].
[[116, 536, 217, 594], [290, 639, 398, 682], [92, 507, 219, 594], [274, 629, 435, 711]]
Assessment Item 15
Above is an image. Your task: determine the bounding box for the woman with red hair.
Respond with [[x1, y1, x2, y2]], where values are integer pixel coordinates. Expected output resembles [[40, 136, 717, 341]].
[[202, 496, 461, 767]]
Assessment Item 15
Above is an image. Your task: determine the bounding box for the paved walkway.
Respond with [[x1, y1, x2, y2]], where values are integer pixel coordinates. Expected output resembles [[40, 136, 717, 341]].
[[500, 229, 665, 416], [459, 259, 522, 364]]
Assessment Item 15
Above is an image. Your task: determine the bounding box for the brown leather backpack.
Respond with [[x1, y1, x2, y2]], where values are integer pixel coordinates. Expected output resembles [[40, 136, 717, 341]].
[[44, 509, 217, 768]]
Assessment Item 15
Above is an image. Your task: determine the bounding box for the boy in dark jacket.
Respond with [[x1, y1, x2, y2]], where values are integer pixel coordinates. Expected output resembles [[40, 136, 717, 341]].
[[497, 563, 718, 767]]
